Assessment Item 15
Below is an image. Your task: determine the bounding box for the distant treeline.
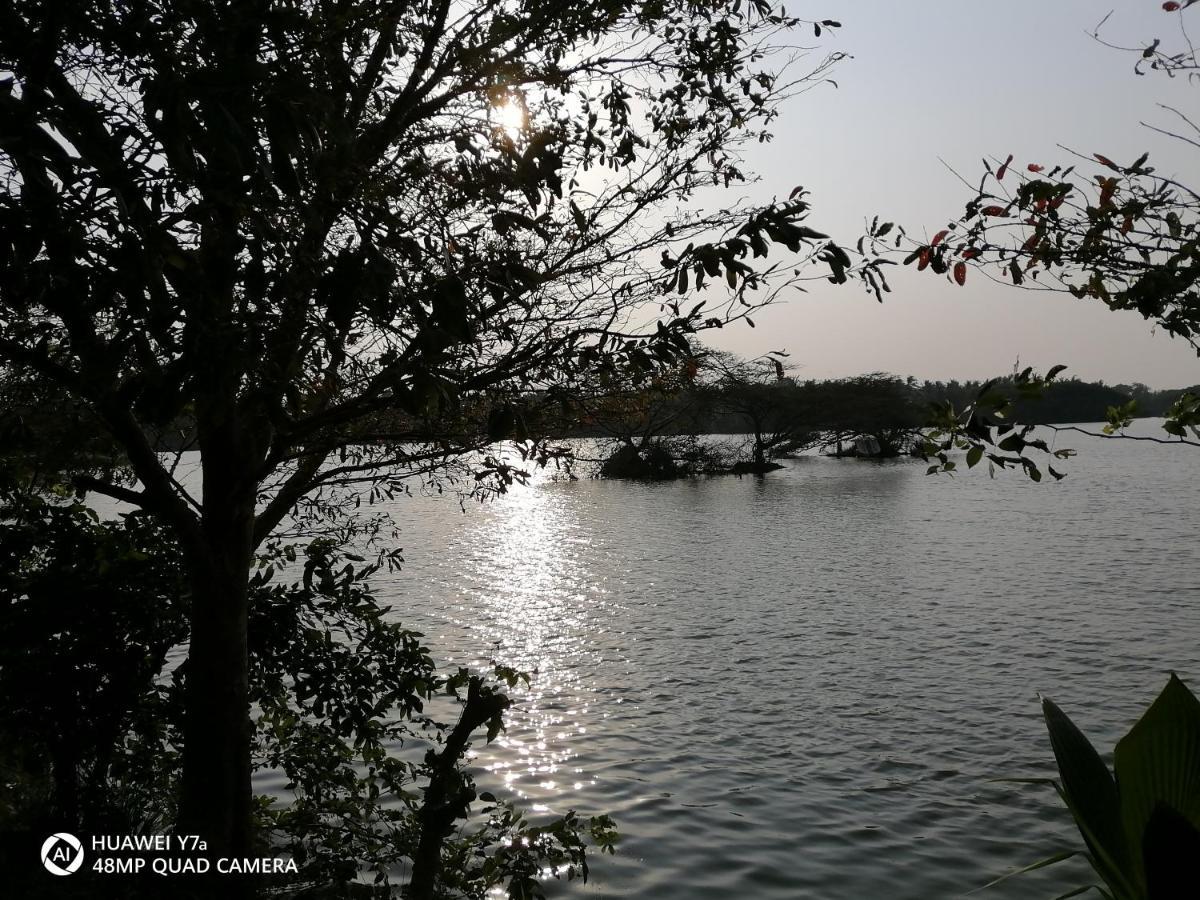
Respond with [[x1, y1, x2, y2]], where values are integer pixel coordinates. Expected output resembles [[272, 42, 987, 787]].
[[570, 373, 1199, 440], [915, 378, 1196, 425], [1, 366, 1194, 476], [563, 366, 1200, 477]]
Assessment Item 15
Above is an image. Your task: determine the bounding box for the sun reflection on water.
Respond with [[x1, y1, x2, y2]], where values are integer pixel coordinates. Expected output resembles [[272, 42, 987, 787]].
[[430, 471, 611, 818]]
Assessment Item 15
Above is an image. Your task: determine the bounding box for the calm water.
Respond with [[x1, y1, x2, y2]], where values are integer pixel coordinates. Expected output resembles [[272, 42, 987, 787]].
[[360, 425, 1200, 899]]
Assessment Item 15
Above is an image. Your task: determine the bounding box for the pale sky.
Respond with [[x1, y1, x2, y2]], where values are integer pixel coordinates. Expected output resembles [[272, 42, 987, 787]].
[[709, 1, 1200, 389]]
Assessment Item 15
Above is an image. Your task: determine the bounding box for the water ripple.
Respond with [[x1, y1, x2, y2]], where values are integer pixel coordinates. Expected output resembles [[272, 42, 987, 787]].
[[369, 427, 1199, 899]]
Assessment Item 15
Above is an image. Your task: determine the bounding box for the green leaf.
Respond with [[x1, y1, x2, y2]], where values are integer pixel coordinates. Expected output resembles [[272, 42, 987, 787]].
[[1042, 696, 1137, 896], [1053, 885, 1108, 899], [974, 849, 1079, 893], [966, 445, 984, 468], [1113, 673, 1200, 890], [1141, 804, 1200, 896], [998, 433, 1026, 452]]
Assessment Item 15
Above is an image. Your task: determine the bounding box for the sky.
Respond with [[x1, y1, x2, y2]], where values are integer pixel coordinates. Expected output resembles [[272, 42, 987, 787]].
[[707, 0, 1200, 389]]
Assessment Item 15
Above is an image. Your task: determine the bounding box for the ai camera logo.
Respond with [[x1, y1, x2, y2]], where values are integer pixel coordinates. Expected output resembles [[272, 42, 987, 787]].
[[41, 832, 84, 876]]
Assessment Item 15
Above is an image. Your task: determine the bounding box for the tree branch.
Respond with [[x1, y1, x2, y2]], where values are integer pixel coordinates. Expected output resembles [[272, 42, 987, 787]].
[[408, 676, 509, 900], [71, 476, 148, 508], [1047, 424, 1200, 448]]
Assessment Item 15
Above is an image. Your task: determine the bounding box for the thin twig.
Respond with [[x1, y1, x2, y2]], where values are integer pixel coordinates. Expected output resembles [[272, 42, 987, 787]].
[[1047, 424, 1200, 448]]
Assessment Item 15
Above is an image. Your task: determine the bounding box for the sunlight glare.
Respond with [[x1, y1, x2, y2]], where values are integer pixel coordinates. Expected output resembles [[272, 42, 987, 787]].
[[494, 98, 525, 140]]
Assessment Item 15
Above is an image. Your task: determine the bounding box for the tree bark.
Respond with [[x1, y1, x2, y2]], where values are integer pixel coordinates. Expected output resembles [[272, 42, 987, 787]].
[[408, 678, 509, 900], [177, 480, 256, 891]]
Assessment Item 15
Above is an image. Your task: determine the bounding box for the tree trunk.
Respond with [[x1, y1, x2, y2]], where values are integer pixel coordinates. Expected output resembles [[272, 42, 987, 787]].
[[178, 483, 255, 890], [409, 678, 510, 900]]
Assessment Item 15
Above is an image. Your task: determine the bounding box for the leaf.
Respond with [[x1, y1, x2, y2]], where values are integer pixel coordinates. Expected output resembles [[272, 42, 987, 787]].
[[1028, 163, 1045, 173], [997, 154, 1013, 181], [974, 850, 1081, 893], [1052, 886, 1108, 899], [1094, 154, 1119, 171], [931, 229, 949, 247], [966, 444, 983, 467], [982, 205, 1007, 217], [1097, 177, 1118, 208], [953, 261, 967, 286], [1113, 674, 1200, 886], [1043, 697, 1137, 896], [1142, 805, 1200, 896], [570, 200, 588, 233], [820, 241, 851, 284], [999, 433, 1026, 452]]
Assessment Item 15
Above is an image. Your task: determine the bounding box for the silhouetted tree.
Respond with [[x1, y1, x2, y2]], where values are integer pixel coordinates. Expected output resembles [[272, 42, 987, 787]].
[[706, 351, 817, 470], [806, 373, 922, 457], [0, 0, 866, 885]]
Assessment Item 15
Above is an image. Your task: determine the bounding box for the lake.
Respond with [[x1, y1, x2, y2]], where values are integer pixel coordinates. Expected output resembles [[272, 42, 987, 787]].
[[347, 424, 1200, 898]]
